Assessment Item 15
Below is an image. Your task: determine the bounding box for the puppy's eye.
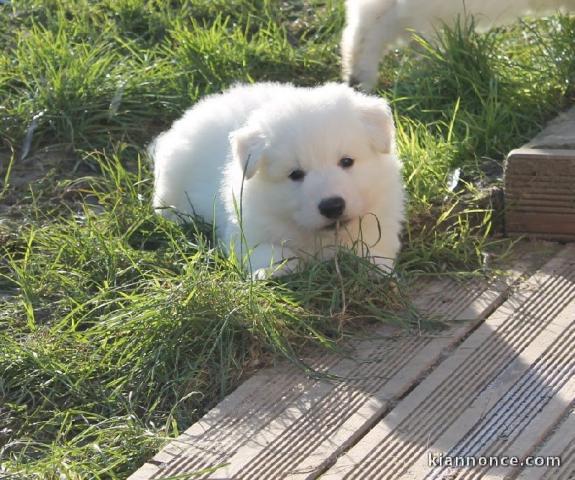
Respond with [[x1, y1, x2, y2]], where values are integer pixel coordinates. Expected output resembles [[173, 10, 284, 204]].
[[339, 156, 354, 169], [289, 169, 306, 181]]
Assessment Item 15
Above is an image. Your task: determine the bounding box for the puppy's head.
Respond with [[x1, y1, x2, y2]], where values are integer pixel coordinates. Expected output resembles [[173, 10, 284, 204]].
[[230, 83, 398, 233]]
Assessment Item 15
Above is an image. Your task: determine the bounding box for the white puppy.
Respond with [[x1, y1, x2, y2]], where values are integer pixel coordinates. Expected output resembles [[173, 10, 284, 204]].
[[151, 82, 404, 278], [342, 0, 575, 90]]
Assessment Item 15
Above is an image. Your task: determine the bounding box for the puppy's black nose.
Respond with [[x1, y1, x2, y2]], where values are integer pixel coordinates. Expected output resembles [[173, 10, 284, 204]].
[[318, 196, 346, 219]]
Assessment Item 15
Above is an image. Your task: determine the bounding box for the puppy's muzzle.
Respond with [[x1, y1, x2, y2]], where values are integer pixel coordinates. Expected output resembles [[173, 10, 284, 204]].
[[318, 196, 346, 219]]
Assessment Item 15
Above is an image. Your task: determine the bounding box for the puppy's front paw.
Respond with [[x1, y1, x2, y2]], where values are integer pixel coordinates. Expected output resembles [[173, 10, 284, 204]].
[[252, 267, 272, 281], [366, 255, 397, 281], [248, 244, 299, 280], [251, 263, 291, 281], [373, 255, 394, 272]]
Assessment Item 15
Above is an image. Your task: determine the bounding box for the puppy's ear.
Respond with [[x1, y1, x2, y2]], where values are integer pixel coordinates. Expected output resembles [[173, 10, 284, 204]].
[[357, 96, 395, 154], [230, 125, 267, 179]]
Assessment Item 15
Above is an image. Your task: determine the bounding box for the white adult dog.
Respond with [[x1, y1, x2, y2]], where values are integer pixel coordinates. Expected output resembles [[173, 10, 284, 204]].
[[151, 82, 404, 278], [342, 0, 575, 90]]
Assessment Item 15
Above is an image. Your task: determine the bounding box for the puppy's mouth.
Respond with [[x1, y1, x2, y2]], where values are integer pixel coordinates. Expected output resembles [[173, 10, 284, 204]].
[[322, 218, 352, 231]]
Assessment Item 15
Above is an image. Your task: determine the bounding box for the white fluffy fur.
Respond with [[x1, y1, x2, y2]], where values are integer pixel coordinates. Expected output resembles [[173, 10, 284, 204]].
[[342, 0, 575, 90], [151, 82, 405, 278]]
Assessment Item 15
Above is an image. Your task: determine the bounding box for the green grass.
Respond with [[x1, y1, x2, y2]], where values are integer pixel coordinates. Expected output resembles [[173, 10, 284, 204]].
[[0, 1, 573, 478]]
